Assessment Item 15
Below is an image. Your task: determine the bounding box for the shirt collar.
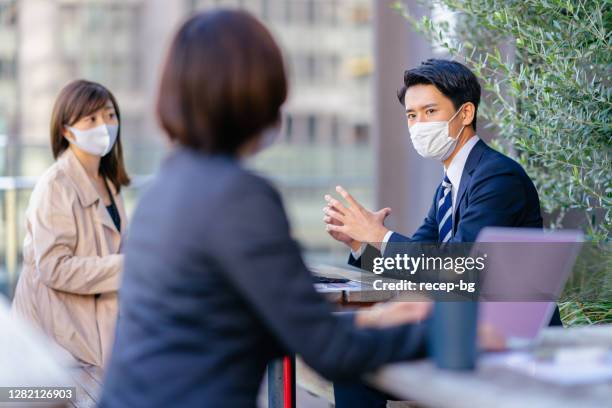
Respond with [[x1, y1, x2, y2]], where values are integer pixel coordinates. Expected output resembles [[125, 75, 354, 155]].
[[57, 148, 101, 207], [445, 135, 480, 188]]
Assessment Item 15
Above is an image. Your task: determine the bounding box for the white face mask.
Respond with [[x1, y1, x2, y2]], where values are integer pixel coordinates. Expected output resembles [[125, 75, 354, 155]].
[[408, 104, 466, 161], [66, 124, 118, 157]]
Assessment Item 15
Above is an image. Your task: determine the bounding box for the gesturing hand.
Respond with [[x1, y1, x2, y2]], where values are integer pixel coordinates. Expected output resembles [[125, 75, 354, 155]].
[[323, 210, 359, 249], [323, 186, 391, 248]]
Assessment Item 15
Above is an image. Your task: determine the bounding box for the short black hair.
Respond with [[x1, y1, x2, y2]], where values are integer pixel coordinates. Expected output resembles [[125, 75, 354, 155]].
[[397, 59, 481, 130]]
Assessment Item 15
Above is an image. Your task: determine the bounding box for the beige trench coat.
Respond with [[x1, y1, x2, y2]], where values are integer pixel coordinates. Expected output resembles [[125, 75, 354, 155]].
[[12, 148, 126, 368]]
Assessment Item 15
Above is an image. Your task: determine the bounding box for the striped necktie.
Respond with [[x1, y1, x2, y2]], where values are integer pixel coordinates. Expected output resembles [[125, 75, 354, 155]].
[[437, 174, 453, 243]]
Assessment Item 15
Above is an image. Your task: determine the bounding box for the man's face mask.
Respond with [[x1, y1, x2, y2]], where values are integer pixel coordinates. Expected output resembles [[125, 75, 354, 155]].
[[408, 104, 466, 161]]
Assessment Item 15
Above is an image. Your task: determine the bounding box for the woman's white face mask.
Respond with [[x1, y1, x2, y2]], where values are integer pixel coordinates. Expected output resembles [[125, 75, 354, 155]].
[[66, 124, 118, 157], [408, 104, 466, 161]]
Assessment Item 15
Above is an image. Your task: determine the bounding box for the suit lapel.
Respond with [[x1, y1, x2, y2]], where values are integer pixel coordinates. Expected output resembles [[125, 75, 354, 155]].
[[453, 140, 488, 232]]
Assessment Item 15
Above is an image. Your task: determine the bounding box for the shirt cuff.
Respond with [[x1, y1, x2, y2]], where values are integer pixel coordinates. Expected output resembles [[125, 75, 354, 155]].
[[350, 242, 368, 259], [380, 230, 395, 257]]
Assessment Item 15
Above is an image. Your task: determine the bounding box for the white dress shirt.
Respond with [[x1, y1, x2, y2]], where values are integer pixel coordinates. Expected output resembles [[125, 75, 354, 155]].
[[351, 135, 481, 259]]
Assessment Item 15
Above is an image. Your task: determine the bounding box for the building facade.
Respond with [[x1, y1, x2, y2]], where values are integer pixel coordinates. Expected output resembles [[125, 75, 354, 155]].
[[0, 0, 376, 262]]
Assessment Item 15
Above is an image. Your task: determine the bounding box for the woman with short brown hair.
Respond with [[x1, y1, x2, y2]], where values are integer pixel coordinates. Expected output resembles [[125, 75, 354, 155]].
[[100, 10, 430, 407], [12, 79, 129, 368]]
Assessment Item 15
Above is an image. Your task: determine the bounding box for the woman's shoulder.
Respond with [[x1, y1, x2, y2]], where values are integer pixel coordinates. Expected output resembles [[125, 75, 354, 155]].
[[30, 161, 78, 205], [145, 148, 284, 234]]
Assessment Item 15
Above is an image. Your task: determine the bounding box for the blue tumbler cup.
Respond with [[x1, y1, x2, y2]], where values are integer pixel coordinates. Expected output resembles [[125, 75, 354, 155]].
[[429, 301, 479, 370]]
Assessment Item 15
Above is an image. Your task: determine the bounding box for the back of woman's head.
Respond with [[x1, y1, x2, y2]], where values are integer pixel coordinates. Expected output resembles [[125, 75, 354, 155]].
[[156, 9, 287, 155]]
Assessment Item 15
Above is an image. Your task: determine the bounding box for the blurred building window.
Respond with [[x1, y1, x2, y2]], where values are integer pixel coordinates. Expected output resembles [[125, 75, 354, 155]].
[[354, 123, 369, 144], [306, 0, 315, 25], [306, 54, 316, 82], [283, 0, 292, 23], [259, 0, 269, 20], [285, 113, 293, 142], [0, 0, 17, 26], [59, 1, 142, 92], [307, 115, 317, 144], [0, 58, 15, 80], [349, 2, 371, 25], [320, 0, 339, 25], [330, 116, 339, 145], [0, 0, 17, 137]]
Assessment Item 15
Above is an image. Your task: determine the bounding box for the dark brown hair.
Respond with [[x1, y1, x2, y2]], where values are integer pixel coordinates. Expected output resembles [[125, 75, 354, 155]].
[[50, 79, 130, 192], [157, 9, 287, 155]]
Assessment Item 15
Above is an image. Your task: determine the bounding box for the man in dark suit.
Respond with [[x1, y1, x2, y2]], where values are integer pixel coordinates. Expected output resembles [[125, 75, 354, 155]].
[[324, 59, 560, 407]]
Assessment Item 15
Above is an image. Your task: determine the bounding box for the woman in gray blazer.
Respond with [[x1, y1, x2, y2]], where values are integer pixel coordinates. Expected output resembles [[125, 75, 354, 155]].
[[100, 10, 432, 408]]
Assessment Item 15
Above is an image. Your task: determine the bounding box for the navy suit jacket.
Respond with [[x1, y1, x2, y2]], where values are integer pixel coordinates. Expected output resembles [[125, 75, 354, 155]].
[[349, 139, 562, 324], [395, 138, 544, 241], [100, 147, 428, 408]]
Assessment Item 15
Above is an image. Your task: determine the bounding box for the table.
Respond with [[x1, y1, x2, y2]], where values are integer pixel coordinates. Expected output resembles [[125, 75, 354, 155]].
[[309, 262, 400, 305], [267, 262, 397, 408], [296, 264, 612, 408], [366, 324, 612, 408]]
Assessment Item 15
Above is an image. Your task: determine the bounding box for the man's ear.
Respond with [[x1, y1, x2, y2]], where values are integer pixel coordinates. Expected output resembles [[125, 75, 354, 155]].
[[461, 102, 476, 128]]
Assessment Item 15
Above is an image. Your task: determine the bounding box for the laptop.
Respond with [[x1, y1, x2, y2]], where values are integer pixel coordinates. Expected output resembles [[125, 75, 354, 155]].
[[474, 227, 584, 341]]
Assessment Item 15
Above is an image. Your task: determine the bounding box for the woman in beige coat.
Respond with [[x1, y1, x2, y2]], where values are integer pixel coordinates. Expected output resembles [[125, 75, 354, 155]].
[[12, 79, 130, 368]]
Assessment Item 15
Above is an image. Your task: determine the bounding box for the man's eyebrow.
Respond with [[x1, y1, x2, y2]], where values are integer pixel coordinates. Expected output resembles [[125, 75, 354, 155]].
[[405, 103, 438, 113]]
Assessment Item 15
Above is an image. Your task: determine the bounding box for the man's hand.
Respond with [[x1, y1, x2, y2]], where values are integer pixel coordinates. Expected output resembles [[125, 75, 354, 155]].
[[478, 324, 506, 351], [323, 186, 391, 248], [323, 212, 362, 252], [356, 301, 432, 328]]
